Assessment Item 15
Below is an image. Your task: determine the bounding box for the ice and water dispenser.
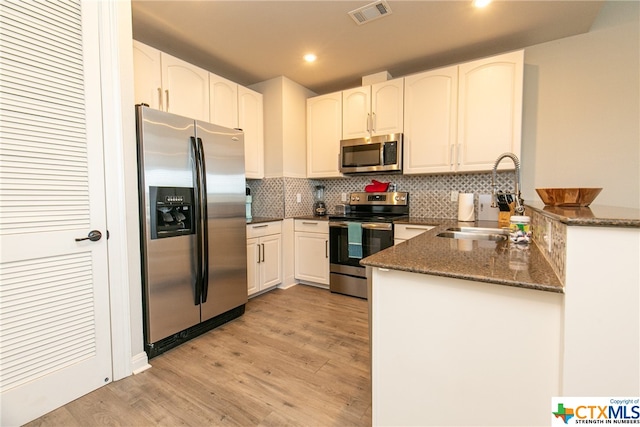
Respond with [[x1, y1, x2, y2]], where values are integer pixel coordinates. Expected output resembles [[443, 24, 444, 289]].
[[149, 187, 195, 239]]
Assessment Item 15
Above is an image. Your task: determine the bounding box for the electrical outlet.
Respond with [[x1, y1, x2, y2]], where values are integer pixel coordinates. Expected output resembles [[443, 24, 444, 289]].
[[296, 193, 301, 203], [341, 192, 347, 202], [450, 191, 459, 202]]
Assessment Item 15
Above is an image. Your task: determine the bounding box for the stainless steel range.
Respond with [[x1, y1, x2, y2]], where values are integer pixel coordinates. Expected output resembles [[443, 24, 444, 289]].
[[329, 192, 409, 298]]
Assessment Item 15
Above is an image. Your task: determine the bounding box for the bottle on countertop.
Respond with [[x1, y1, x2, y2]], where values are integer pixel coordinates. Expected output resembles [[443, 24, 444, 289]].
[[246, 186, 252, 220]]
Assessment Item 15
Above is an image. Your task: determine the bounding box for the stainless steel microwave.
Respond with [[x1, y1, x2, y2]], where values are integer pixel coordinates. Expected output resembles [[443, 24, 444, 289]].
[[339, 133, 403, 174]]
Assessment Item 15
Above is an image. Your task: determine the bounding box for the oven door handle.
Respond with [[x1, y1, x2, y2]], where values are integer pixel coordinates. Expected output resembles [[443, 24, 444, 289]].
[[329, 222, 392, 231]]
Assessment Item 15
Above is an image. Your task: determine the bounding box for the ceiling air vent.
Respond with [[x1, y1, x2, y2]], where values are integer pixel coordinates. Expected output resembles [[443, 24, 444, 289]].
[[348, 0, 392, 25]]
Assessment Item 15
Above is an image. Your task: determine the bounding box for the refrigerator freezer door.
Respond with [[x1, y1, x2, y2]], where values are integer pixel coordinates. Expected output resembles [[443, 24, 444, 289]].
[[137, 107, 200, 343], [196, 121, 248, 321]]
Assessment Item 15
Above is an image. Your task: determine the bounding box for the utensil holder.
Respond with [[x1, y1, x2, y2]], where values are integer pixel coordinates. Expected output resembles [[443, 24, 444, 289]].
[[497, 202, 516, 227]]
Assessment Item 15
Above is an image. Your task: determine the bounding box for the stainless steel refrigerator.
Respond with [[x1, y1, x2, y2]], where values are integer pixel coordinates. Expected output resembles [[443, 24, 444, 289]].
[[135, 106, 247, 358]]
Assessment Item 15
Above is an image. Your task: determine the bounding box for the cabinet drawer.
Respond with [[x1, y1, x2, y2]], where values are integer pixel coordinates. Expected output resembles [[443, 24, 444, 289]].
[[394, 224, 434, 240], [247, 221, 282, 238], [294, 219, 329, 233]]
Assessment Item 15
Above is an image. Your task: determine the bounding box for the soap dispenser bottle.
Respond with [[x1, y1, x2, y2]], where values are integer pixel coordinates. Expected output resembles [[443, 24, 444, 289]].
[[245, 185, 252, 220]]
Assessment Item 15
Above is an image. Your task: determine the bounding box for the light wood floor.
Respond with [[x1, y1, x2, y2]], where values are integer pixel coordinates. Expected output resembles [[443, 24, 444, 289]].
[[25, 285, 372, 426]]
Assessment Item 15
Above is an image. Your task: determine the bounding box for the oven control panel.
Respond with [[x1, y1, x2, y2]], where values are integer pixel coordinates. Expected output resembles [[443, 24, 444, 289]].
[[349, 192, 409, 205]]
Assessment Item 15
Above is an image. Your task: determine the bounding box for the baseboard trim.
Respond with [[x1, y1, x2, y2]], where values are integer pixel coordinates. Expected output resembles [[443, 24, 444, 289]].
[[131, 352, 151, 374]]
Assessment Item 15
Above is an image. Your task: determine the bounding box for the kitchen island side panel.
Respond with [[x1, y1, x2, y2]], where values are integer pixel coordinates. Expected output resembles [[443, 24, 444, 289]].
[[371, 267, 563, 427]]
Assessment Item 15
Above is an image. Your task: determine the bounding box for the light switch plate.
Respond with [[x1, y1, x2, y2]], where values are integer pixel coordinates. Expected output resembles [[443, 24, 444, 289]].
[[478, 194, 499, 221]]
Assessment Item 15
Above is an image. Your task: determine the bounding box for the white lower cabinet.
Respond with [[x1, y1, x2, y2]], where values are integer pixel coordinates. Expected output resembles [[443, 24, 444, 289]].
[[294, 219, 329, 285], [394, 224, 434, 245], [247, 222, 282, 297]]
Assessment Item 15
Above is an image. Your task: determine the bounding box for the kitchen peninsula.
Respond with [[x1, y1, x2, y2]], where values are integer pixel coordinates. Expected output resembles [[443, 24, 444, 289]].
[[362, 205, 639, 426]]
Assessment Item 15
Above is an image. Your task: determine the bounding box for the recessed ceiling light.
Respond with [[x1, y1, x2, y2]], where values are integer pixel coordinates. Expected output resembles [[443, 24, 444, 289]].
[[304, 53, 317, 63], [473, 0, 492, 8]]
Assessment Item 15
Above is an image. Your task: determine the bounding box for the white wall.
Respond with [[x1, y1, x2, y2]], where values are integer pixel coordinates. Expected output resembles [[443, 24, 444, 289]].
[[250, 76, 315, 178], [521, 1, 639, 209], [105, 1, 148, 375]]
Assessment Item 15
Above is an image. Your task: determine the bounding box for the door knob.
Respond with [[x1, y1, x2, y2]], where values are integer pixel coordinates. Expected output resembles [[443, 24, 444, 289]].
[[75, 230, 102, 242]]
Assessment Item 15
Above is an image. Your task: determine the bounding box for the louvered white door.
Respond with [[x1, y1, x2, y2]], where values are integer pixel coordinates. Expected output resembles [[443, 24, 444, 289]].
[[0, 1, 112, 425]]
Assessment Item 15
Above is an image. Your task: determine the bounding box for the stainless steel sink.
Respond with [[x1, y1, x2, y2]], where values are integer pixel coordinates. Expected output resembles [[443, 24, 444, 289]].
[[445, 226, 510, 235], [437, 227, 509, 241]]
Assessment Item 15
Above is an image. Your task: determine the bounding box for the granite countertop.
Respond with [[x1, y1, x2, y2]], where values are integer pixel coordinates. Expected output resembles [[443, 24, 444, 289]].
[[361, 219, 564, 294], [526, 202, 640, 227], [246, 217, 283, 225]]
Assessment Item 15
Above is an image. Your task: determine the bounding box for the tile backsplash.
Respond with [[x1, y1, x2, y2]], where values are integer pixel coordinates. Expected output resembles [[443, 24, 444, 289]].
[[248, 171, 519, 220], [530, 209, 567, 284]]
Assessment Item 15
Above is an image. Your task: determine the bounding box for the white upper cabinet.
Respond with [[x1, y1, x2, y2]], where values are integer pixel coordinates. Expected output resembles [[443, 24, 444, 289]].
[[132, 41, 209, 121], [342, 79, 404, 139], [404, 50, 524, 174], [403, 66, 458, 174], [133, 41, 264, 178], [209, 73, 238, 129], [307, 92, 343, 178], [133, 41, 162, 110], [456, 50, 524, 172], [161, 53, 210, 122], [238, 86, 264, 179], [209, 75, 264, 179]]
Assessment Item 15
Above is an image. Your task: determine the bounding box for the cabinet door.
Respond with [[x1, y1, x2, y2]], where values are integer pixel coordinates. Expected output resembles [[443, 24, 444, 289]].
[[238, 86, 264, 179], [294, 232, 330, 285], [209, 73, 238, 128], [371, 79, 404, 136], [307, 93, 342, 178], [457, 50, 523, 172], [342, 86, 370, 139], [260, 234, 282, 290], [403, 66, 458, 174], [160, 52, 209, 121], [132, 41, 162, 110], [247, 237, 260, 296]]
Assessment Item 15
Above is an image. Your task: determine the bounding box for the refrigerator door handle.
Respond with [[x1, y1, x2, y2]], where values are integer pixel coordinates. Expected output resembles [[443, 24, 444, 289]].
[[190, 136, 203, 305], [196, 137, 210, 303]]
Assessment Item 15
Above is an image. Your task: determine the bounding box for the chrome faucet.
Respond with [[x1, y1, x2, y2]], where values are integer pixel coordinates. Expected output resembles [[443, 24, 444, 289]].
[[491, 152, 525, 215]]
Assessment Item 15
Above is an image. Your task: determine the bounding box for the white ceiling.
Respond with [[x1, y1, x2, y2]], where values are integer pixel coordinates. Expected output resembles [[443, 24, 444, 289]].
[[131, 0, 604, 94]]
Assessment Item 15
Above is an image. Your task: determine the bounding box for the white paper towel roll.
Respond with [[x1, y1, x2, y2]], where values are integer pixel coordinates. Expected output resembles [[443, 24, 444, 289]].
[[457, 193, 475, 222]]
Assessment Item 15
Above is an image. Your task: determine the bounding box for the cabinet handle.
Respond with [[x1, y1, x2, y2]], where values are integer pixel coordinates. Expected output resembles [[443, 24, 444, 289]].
[[165, 90, 170, 111], [405, 227, 429, 231], [302, 221, 318, 225], [261, 243, 265, 262], [157, 88, 163, 110], [257, 244, 261, 264], [366, 113, 370, 133], [371, 111, 376, 133], [325, 240, 328, 258], [252, 224, 268, 229], [457, 143, 462, 166], [450, 144, 454, 167]]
